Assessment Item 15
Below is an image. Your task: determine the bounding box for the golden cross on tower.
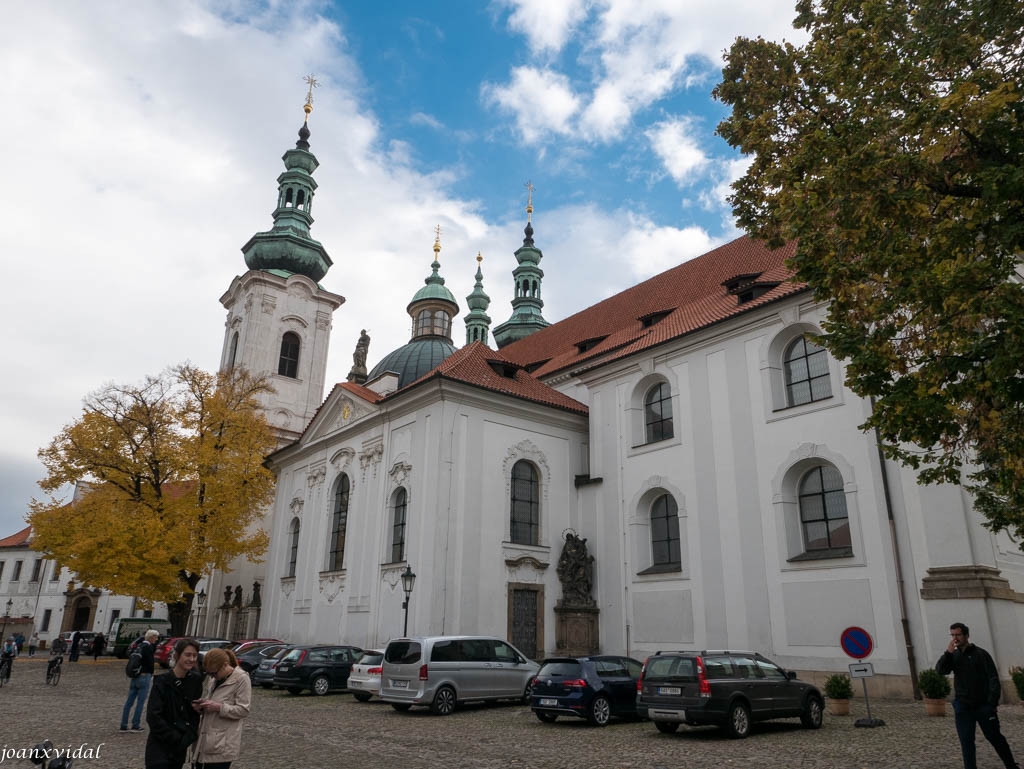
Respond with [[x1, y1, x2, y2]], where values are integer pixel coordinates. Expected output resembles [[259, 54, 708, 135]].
[[524, 180, 535, 221], [303, 74, 319, 120], [433, 224, 442, 258]]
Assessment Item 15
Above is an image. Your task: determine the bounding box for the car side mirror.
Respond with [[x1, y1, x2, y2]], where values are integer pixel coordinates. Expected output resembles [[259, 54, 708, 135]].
[[786, 670, 796, 680]]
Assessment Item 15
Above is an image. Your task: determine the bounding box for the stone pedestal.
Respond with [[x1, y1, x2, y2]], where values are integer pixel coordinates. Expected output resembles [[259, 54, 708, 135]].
[[554, 604, 600, 656]]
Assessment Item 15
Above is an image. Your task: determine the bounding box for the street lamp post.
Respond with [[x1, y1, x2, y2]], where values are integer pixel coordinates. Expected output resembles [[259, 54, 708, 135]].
[[195, 589, 207, 636], [401, 566, 416, 637], [1, 598, 13, 640]]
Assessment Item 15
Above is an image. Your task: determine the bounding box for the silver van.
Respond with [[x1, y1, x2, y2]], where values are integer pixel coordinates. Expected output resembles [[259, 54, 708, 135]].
[[381, 636, 540, 715]]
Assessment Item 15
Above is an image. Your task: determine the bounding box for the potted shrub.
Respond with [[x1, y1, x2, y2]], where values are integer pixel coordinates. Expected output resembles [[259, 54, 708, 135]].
[[918, 668, 951, 715], [823, 673, 853, 715], [1009, 666, 1024, 702]]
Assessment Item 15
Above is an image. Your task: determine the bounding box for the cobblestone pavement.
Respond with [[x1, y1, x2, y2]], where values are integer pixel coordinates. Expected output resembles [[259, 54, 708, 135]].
[[2, 655, 1022, 769]]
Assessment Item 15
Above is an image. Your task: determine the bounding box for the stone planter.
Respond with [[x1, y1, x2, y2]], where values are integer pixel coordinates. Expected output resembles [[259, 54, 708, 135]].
[[924, 697, 947, 716], [828, 698, 850, 716]]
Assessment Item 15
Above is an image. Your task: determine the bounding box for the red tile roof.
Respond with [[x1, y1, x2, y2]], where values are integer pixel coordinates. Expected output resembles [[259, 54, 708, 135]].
[[337, 381, 385, 403], [0, 524, 32, 548], [404, 342, 589, 415], [499, 235, 803, 377]]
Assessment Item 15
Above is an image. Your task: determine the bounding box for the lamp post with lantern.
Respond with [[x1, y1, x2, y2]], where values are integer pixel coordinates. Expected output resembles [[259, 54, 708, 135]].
[[1, 598, 13, 640], [401, 566, 416, 637]]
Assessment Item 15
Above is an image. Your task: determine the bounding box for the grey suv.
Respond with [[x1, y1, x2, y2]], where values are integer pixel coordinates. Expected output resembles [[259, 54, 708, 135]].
[[636, 650, 824, 738]]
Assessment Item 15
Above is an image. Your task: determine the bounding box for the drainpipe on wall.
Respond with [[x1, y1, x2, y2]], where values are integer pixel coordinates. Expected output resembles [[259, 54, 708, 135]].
[[873, 405, 921, 700]]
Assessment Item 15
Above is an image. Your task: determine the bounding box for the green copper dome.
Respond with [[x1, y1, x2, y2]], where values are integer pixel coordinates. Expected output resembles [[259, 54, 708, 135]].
[[367, 338, 457, 389], [408, 258, 458, 311]]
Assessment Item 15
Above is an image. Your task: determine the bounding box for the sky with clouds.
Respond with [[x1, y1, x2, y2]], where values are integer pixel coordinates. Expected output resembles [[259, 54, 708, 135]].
[[0, 0, 805, 535]]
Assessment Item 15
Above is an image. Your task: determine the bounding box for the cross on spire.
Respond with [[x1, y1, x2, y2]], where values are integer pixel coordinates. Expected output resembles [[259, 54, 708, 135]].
[[303, 74, 319, 120], [524, 180, 534, 221]]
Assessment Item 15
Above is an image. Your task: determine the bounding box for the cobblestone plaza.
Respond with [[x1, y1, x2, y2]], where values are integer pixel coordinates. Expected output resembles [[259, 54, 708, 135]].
[[2, 656, 1021, 769]]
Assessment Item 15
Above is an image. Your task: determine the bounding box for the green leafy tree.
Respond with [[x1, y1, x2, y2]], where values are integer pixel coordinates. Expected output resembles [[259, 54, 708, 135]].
[[715, 0, 1024, 534], [29, 364, 277, 633]]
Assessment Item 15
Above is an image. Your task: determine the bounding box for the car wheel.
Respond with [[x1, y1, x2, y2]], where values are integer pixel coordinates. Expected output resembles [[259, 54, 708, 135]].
[[311, 675, 331, 696], [353, 692, 372, 702], [391, 703, 412, 712], [260, 683, 274, 689], [654, 721, 679, 734], [535, 711, 557, 723], [286, 686, 303, 695], [801, 695, 824, 729], [522, 679, 535, 704], [431, 685, 457, 716], [724, 701, 751, 738], [588, 695, 612, 727]]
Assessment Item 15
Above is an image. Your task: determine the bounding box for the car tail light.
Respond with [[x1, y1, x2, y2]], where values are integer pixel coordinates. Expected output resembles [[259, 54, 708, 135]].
[[368, 666, 383, 675], [419, 664, 429, 681], [295, 650, 308, 665], [637, 657, 649, 692], [529, 676, 539, 688], [695, 656, 711, 698], [562, 679, 587, 688]]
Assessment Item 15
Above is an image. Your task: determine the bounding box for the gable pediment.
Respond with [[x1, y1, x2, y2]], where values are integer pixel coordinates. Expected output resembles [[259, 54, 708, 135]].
[[303, 390, 377, 443]]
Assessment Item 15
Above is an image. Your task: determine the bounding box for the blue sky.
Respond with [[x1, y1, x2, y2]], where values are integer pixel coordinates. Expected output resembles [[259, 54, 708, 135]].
[[0, 0, 803, 535]]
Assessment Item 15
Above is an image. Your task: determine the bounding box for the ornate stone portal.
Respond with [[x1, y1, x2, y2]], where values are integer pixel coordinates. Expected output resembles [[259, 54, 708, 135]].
[[554, 531, 599, 656]]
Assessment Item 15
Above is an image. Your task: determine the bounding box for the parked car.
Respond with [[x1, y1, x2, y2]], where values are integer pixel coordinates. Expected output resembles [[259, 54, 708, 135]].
[[381, 636, 540, 715], [196, 638, 234, 668], [253, 647, 292, 689], [233, 638, 284, 656], [273, 645, 363, 696], [236, 643, 288, 675], [530, 656, 643, 726], [60, 631, 97, 653], [636, 650, 824, 738], [154, 637, 184, 668], [347, 650, 384, 702]]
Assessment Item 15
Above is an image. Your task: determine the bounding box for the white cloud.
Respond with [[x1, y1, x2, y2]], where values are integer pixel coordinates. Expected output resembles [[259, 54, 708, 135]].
[[646, 117, 709, 186], [501, 0, 589, 54], [410, 112, 445, 131], [481, 67, 582, 144]]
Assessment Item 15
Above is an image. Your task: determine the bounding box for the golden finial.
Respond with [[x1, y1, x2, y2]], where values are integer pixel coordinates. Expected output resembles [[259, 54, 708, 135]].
[[303, 74, 319, 121], [524, 180, 535, 222], [476, 252, 483, 264], [433, 225, 442, 259]]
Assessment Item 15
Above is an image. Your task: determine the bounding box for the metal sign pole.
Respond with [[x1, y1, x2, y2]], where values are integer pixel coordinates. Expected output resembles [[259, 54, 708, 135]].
[[849, 662, 885, 728]]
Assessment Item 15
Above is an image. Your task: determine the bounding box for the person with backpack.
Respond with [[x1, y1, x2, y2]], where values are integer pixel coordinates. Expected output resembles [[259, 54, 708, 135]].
[[146, 638, 202, 769], [121, 629, 158, 732]]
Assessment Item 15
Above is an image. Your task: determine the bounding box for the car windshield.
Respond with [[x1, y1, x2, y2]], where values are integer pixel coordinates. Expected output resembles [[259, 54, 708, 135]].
[[538, 661, 582, 677], [385, 641, 421, 664], [645, 656, 697, 680], [357, 652, 383, 665], [282, 648, 304, 662]]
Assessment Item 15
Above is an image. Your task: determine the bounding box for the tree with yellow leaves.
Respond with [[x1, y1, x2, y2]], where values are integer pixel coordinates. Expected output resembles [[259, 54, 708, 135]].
[[29, 364, 277, 634]]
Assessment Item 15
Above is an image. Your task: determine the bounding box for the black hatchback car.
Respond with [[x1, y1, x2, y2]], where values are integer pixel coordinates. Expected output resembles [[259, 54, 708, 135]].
[[636, 650, 823, 738], [273, 645, 363, 696], [530, 655, 643, 726]]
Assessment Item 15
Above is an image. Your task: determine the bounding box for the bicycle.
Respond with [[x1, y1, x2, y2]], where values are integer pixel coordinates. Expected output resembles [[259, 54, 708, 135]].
[[46, 655, 63, 686], [0, 656, 12, 687]]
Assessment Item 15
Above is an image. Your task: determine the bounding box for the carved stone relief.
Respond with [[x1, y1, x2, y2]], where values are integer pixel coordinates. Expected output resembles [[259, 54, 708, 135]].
[[318, 571, 345, 604], [307, 464, 327, 489]]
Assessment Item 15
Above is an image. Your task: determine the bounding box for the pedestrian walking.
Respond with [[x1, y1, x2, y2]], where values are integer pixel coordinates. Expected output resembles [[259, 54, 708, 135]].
[[29, 632, 39, 657], [146, 638, 202, 769], [192, 648, 252, 769], [69, 630, 81, 662], [121, 629, 158, 732], [936, 622, 1020, 769], [93, 631, 105, 660]]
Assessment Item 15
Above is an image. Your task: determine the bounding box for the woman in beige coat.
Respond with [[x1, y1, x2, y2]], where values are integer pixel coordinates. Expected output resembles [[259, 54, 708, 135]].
[[192, 648, 252, 769]]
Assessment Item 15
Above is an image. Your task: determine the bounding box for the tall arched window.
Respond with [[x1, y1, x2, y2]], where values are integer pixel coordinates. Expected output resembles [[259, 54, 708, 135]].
[[798, 465, 850, 552], [510, 461, 539, 546], [644, 382, 673, 443], [227, 331, 239, 369], [278, 332, 300, 378], [287, 518, 300, 578], [784, 337, 831, 406], [328, 475, 349, 571], [651, 494, 681, 567], [391, 488, 407, 563]]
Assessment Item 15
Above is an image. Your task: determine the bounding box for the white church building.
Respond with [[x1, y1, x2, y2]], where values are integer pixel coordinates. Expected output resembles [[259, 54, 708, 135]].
[[191, 111, 1024, 697]]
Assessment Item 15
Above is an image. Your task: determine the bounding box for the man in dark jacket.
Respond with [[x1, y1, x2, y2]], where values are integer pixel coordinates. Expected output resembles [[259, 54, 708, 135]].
[[145, 637, 202, 769], [936, 622, 1019, 769]]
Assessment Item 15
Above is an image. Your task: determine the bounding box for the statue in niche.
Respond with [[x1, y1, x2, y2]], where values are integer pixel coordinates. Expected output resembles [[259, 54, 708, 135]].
[[347, 329, 371, 384], [233, 585, 243, 608], [557, 532, 595, 606], [223, 586, 232, 607], [251, 581, 262, 608]]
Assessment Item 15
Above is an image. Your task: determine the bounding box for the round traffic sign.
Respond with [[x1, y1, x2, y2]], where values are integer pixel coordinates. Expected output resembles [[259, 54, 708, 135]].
[[840, 626, 873, 659]]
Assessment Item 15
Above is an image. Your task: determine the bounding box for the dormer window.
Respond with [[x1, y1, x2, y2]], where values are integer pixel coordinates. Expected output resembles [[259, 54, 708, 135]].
[[576, 336, 607, 354], [722, 272, 781, 304], [639, 310, 672, 328], [487, 360, 520, 378]]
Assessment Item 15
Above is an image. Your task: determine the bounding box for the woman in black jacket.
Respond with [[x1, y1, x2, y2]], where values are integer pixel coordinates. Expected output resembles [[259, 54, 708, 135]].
[[146, 638, 203, 769]]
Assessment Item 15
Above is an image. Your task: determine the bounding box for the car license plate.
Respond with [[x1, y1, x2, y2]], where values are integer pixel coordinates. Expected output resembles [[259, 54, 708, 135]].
[[658, 686, 681, 695], [278, 664, 290, 672], [391, 679, 409, 689], [539, 698, 558, 706]]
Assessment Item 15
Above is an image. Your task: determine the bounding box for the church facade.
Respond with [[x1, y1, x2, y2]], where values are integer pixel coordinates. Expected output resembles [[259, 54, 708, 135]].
[[194, 110, 1024, 696]]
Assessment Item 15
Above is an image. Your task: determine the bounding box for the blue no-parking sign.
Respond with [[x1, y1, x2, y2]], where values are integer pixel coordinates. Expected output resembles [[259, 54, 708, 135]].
[[840, 626, 874, 659]]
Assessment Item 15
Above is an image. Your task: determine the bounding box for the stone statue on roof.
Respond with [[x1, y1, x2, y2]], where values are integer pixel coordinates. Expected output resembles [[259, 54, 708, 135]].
[[347, 329, 370, 384]]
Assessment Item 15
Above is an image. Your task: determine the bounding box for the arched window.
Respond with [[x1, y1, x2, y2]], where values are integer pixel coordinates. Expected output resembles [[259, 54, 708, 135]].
[[510, 460, 539, 546], [287, 518, 300, 578], [432, 310, 450, 337], [284, 188, 294, 207], [784, 337, 831, 406], [798, 465, 850, 552], [328, 475, 349, 571], [416, 310, 432, 335], [227, 331, 239, 369], [391, 488, 407, 563], [278, 332, 300, 378], [296, 189, 306, 209], [651, 494, 681, 567], [644, 382, 673, 443]]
